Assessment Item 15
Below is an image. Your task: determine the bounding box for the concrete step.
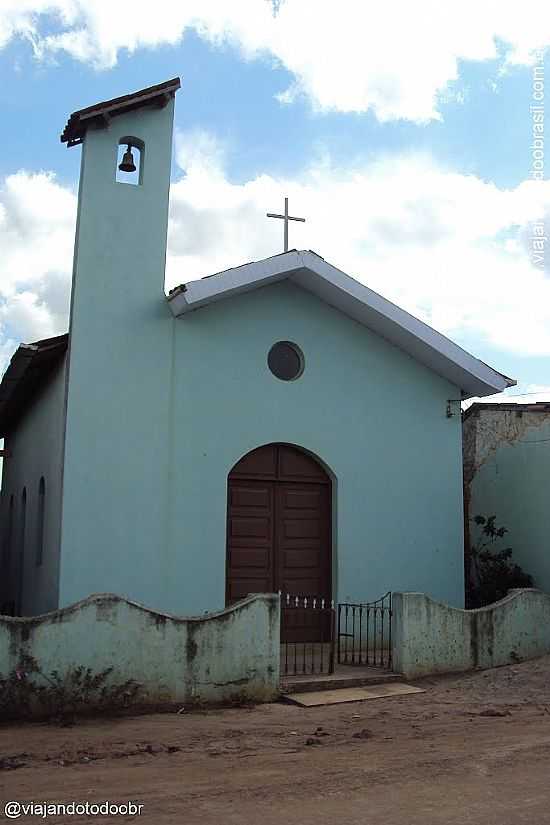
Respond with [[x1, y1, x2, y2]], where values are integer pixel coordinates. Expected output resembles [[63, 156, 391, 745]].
[[280, 670, 403, 695]]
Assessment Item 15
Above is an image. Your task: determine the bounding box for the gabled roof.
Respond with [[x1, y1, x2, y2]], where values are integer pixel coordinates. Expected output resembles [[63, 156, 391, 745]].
[[167, 249, 515, 399], [0, 334, 68, 436], [60, 77, 181, 147]]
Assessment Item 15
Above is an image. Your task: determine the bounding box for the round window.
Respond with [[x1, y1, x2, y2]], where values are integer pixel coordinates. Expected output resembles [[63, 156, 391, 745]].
[[267, 341, 304, 381]]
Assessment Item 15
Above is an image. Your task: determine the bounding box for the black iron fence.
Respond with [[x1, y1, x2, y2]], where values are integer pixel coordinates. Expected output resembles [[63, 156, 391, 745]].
[[280, 594, 336, 677], [337, 592, 393, 669]]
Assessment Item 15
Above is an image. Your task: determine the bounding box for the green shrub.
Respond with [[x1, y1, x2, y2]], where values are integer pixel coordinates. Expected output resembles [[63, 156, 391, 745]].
[[0, 654, 141, 723], [466, 515, 533, 608]]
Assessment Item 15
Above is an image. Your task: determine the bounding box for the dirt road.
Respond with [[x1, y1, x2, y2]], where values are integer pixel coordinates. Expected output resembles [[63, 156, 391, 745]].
[[3, 657, 550, 824]]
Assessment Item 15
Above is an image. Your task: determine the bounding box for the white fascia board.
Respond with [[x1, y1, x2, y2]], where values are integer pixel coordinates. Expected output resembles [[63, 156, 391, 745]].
[[166, 250, 515, 398], [294, 253, 514, 398], [167, 251, 304, 317]]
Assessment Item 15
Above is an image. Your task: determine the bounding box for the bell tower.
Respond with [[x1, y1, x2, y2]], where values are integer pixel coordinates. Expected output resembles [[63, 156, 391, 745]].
[[61, 77, 180, 321], [58, 79, 181, 608]]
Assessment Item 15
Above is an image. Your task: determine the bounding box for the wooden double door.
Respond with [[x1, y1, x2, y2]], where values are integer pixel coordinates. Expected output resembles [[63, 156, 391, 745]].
[[226, 444, 332, 639]]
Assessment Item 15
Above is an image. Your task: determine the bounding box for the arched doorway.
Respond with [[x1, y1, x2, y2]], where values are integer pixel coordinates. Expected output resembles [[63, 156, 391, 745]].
[[226, 443, 332, 611]]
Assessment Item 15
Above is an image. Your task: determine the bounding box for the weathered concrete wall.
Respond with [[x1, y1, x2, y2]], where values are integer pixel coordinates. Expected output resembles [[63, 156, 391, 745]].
[[464, 405, 550, 594], [393, 589, 550, 678], [0, 593, 280, 706]]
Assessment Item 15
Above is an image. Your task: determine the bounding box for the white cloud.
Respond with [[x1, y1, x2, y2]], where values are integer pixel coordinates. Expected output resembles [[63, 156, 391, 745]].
[[168, 133, 550, 360], [1, 140, 550, 380], [0, 0, 548, 122], [0, 171, 76, 373], [0, 291, 57, 341], [175, 129, 227, 179], [0, 170, 76, 293]]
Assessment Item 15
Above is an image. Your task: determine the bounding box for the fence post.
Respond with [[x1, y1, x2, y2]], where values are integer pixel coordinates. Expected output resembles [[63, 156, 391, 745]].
[[329, 607, 336, 674], [391, 592, 405, 675]]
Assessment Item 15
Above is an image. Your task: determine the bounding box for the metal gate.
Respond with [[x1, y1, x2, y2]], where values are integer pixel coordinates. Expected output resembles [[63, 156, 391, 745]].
[[280, 594, 336, 677], [337, 592, 393, 669]]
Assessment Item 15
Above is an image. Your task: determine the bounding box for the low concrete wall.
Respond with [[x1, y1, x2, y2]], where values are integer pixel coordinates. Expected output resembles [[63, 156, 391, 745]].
[[0, 593, 280, 706], [393, 589, 550, 678]]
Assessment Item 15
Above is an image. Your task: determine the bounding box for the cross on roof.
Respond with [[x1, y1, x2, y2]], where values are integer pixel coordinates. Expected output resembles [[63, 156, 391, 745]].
[[266, 197, 305, 252]]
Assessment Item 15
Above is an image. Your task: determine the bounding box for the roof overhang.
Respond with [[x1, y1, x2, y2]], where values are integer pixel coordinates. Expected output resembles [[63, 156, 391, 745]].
[[167, 250, 515, 399], [0, 334, 68, 437], [60, 77, 181, 147]]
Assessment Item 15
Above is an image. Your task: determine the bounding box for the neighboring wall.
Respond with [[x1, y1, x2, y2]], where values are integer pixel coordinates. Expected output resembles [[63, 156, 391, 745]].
[[393, 589, 550, 678], [0, 355, 67, 615], [464, 405, 550, 594], [0, 593, 280, 706]]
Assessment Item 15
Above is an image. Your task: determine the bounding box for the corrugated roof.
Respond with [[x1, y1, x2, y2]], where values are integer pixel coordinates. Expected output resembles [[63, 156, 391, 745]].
[[60, 77, 181, 147], [0, 334, 68, 436]]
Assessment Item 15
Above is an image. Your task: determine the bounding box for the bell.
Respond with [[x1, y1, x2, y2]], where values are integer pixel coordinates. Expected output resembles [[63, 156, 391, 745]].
[[118, 145, 136, 173]]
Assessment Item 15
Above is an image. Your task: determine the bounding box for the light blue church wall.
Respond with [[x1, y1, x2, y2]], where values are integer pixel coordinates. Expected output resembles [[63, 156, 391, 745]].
[[61, 281, 464, 613], [167, 281, 465, 611], [58, 94, 465, 615], [1, 356, 67, 615]]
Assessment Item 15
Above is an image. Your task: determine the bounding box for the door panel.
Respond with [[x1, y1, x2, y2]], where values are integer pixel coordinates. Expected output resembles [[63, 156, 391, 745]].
[[226, 481, 274, 603], [276, 483, 330, 595], [278, 444, 328, 482], [276, 481, 331, 641], [230, 444, 278, 478]]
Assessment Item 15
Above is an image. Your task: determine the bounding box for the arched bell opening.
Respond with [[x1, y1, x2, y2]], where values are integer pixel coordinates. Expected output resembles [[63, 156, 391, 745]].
[[115, 136, 144, 185]]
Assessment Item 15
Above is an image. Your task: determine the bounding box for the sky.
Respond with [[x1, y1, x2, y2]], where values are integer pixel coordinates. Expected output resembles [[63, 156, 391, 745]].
[[0, 0, 549, 402]]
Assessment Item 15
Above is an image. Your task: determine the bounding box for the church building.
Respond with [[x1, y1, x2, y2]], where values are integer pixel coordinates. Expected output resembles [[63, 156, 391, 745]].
[[0, 78, 514, 618]]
